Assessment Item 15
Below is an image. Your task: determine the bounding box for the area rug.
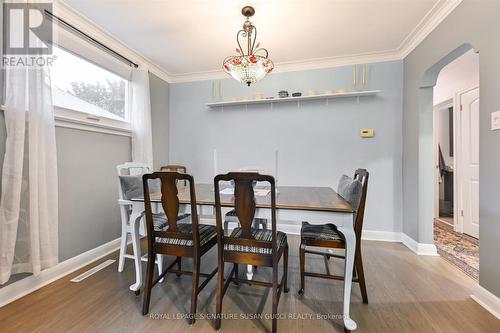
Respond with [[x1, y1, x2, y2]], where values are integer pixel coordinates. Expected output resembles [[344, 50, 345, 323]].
[[433, 221, 479, 280]]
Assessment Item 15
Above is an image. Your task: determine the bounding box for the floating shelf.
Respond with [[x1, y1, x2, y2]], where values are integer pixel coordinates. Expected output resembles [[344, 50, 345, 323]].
[[206, 90, 381, 108]]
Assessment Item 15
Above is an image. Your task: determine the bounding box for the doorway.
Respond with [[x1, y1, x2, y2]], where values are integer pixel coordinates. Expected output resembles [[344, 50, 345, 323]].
[[432, 49, 479, 279]]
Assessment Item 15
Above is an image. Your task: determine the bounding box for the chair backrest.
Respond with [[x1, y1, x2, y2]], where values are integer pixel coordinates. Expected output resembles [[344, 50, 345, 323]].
[[214, 172, 278, 251], [142, 171, 200, 248], [352, 169, 369, 241], [117, 162, 151, 201], [160, 165, 187, 186]]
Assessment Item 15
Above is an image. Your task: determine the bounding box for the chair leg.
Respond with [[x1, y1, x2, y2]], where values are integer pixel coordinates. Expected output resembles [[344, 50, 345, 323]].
[[118, 228, 128, 273], [272, 260, 279, 333], [215, 260, 224, 330], [233, 263, 239, 285], [176, 256, 182, 277], [355, 248, 368, 304], [189, 256, 200, 325], [283, 244, 289, 293], [298, 242, 306, 295], [142, 250, 155, 315]]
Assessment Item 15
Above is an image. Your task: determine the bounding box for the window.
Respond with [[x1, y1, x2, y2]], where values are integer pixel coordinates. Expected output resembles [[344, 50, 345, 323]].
[[51, 45, 130, 127]]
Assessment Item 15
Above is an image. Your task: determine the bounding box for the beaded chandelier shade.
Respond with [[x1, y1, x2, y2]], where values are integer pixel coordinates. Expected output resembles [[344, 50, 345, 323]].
[[223, 6, 273, 86]]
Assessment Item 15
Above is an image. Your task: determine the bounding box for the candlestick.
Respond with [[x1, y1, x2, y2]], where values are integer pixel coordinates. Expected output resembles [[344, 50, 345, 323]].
[[212, 80, 216, 98], [213, 149, 218, 179], [353, 65, 357, 87], [274, 149, 279, 183], [363, 64, 367, 86]]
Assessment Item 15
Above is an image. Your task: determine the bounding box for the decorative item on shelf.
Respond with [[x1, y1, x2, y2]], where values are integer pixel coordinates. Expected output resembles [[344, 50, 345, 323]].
[[254, 93, 265, 100], [336, 88, 348, 93], [278, 90, 289, 98], [229, 96, 238, 102], [265, 96, 275, 100], [239, 96, 249, 101], [307, 89, 317, 96], [324, 89, 334, 95], [222, 6, 274, 86], [292, 92, 302, 97], [219, 80, 223, 100], [212, 81, 217, 99], [353, 64, 368, 90]]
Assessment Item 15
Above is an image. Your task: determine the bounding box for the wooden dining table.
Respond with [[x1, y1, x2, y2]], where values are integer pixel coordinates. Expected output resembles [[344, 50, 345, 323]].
[[130, 183, 358, 331]]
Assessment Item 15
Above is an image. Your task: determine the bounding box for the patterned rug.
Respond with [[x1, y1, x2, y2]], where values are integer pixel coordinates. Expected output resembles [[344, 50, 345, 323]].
[[434, 221, 479, 280]]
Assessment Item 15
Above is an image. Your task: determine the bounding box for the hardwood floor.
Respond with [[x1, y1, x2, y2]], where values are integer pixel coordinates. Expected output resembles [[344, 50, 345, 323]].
[[0, 236, 498, 332]]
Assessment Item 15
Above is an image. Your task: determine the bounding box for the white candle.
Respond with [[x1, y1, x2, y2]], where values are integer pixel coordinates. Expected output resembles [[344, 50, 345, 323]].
[[213, 149, 218, 179], [274, 149, 279, 182]]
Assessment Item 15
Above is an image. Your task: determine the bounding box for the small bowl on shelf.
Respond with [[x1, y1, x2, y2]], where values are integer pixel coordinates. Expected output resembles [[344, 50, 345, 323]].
[[278, 90, 289, 98], [292, 92, 302, 97]]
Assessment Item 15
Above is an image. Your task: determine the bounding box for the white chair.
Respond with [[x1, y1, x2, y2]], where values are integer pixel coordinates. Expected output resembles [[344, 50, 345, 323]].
[[116, 162, 164, 281]]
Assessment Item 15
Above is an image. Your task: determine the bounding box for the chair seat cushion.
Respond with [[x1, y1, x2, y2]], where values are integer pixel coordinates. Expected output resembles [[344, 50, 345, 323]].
[[301, 221, 344, 241], [224, 228, 287, 254], [157, 222, 216, 247]]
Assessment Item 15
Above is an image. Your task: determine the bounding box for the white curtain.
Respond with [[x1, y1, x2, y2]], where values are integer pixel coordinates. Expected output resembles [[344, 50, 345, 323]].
[[130, 68, 153, 168], [0, 64, 59, 284]]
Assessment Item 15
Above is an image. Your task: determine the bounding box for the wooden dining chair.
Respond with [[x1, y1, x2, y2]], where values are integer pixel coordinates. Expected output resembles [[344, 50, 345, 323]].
[[141, 171, 217, 325], [214, 172, 289, 333], [298, 169, 369, 305]]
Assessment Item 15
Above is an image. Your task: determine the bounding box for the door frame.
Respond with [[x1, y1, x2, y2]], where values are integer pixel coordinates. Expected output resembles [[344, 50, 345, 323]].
[[455, 85, 480, 236], [433, 98, 454, 225]]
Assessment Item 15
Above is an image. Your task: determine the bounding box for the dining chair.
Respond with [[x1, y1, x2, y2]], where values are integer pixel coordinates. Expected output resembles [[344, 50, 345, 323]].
[[298, 169, 369, 305], [214, 172, 289, 333], [116, 162, 162, 274], [141, 171, 218, 325]]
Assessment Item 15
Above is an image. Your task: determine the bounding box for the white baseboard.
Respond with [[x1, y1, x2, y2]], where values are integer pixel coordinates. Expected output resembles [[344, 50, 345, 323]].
[[362, 230, 402, 242], [401, 233, 438, 256], [0, 237, 121, 308], [471, 284, 500, 320]]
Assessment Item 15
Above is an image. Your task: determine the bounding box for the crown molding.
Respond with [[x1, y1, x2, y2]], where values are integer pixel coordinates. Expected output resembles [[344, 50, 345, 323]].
[[397, 0, 463, 58], [54, 0, 173, 83], [55, 0, 462, 84], [168, 50, 402, 83]]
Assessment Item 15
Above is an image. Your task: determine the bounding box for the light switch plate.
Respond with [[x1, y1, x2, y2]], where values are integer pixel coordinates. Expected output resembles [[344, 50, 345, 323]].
[[492, 111, 500, 130], [360, 129, 374, 138]]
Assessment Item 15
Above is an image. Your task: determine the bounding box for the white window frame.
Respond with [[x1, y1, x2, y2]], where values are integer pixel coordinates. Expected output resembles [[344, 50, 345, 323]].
[[50, 26, 134, 137]]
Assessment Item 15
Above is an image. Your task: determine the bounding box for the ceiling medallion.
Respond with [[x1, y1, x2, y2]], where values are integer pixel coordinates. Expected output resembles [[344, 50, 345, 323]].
[[223, 6, 274, 86]]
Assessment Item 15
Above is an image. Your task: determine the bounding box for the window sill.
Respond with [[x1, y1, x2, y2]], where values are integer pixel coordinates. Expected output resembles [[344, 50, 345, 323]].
[[0, 104, 132, 137], [55, 115, 132, 137]]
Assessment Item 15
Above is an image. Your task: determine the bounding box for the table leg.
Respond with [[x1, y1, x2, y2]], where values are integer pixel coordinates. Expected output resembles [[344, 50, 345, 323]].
[[338, 226, 357, 332], [129, 203, 144, 293]]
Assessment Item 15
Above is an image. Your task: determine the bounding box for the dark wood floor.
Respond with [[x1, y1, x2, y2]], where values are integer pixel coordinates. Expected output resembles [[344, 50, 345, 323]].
[[0, 236, 498, 332]]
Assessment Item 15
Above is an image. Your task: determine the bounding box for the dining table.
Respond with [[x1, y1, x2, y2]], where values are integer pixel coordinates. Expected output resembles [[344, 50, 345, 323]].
[[130, 183, 358, 331]]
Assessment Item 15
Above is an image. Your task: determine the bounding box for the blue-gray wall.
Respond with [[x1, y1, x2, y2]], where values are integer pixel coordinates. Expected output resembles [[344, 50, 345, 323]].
[[169, 61, 403, 233], [150, 73, 170, 169], [403, 0, 500, 297]]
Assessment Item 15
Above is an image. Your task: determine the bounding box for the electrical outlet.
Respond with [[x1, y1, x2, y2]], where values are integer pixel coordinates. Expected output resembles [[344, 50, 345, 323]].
[[492, 111, 500, 130]]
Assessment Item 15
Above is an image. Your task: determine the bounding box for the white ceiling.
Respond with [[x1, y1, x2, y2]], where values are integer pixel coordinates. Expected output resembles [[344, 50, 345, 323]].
[[61, 0, 461, 81]]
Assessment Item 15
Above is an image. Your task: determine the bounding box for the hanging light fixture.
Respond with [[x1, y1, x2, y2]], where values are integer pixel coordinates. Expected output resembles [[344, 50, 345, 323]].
[[223, 6, 274, 86]]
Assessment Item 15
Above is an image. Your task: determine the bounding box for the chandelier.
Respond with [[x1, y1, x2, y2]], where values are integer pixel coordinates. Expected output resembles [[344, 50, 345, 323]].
[[223, 6, 274, 86]]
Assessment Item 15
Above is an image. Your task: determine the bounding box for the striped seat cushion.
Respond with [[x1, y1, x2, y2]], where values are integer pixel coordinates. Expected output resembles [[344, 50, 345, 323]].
[[300, 221, 344, 241], [224, 228, 287, 254], [152, 213, 191, 231], [157, 222, 216, 247]]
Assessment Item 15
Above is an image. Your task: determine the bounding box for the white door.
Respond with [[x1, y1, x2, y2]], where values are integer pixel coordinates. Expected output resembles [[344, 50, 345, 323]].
[[459, 88, 479, 238]]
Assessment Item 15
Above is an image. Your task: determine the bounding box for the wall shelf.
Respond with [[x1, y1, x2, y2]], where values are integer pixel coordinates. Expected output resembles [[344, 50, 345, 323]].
[[206, 90, 381, 108]]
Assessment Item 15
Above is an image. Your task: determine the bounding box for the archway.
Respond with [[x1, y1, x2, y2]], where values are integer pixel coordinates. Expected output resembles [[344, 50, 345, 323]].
[[417, 43, 476, 249]]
